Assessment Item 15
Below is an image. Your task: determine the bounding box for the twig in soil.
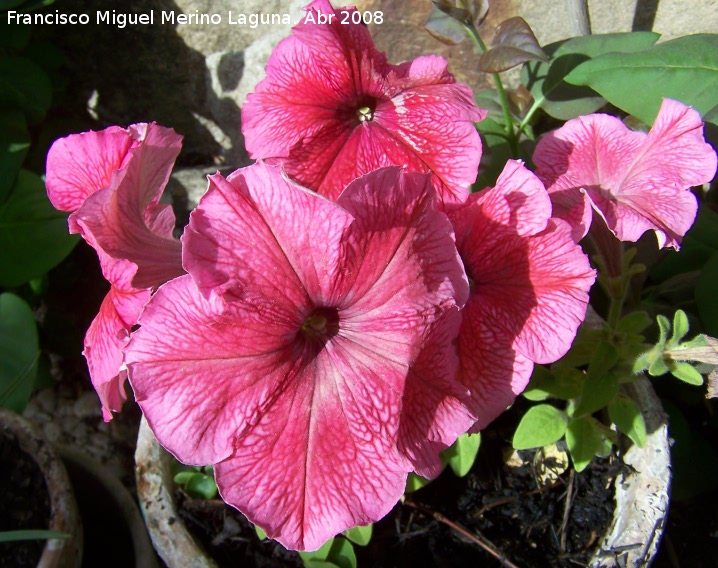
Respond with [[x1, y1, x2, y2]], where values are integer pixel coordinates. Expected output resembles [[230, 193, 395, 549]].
[[471, 479, 562, 519], [559, 469, 575, 552], [403, 500, 522, 568]]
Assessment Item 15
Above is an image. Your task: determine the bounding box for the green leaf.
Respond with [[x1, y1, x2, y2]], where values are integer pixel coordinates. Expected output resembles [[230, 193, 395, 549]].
[[608, 393, 647, 448], [696, 252, 718, 337], [0, 530, 69, 543], [404, 472, 432, 493], [553, 327, 605, 369], [343, 524, 372, 546], [301, 538, 334, 563], [185, 474, 218, 500], [573, 372, 619, 418], [564, 34, 718, 125], [0, 292, 39, 413], [301, 537, 357, 568], [669, 361, 704, 386], [173, 471, 196, 485], [524, 365, 584, 401], [0, 110, 30, 205], [441, 432, 481, 477], [616, 311, 652, 335], [0, 56, 52, 124], [326, 537, 356, 568], [522, 32, 659, 120], [0, 19, 31, 50], [566, 416, 603, 472], [668, 310, 690, 348], [254, 525, 266, 540], [512, 404, 568, 450], [0, 169, 79, 287]]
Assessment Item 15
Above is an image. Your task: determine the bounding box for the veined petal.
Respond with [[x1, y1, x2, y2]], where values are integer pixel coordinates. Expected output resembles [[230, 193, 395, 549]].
[[183, 162, 354, 309], [84, 285, 151, 421], [215, 335, 409, 551], [45, 126, 135, 212], [398, 309, 474, 478], [126, 275, 301, 466], [460, 311, 534, 432], [535, 99, 717, 248], [71, 123, 184, 289], [241, 0, 484, 205], [451, 162, 594, 428]]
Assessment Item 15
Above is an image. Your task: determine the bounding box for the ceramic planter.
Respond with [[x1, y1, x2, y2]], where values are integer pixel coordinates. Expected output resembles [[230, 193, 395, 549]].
[[135, 374, 670, 568], [0, 407, 83, 568]]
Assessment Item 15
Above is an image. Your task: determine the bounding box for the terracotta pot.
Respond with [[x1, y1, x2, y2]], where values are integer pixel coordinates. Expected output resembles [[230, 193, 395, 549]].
[[135, 375, 671, 568], [0, 407, 83, 568]]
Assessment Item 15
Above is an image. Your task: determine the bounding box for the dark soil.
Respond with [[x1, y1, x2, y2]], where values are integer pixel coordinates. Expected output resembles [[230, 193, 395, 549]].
[[0, 429, 52, 568], [175, 403, 618, 568]]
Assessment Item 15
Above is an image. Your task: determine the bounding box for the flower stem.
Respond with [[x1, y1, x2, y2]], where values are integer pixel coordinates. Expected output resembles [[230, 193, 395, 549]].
[[465, 23, 520, 158]]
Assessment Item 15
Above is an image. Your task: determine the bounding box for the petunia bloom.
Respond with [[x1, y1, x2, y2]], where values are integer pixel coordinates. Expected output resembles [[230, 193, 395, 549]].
[[125, 163, 469, 550], [449, 160, 596, 430], [45, 123, 185, 420], [533, 98, 717, 248], [242, 0, 486, 205]]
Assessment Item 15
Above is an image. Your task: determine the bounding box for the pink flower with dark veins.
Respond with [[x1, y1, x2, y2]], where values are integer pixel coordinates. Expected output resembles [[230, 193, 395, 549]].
[[45, 123, 185, 420], [242, 0, 486, 205], [533, 98, 717, 248], [125, 163, 468, 550], [449, 161, 596, 431]]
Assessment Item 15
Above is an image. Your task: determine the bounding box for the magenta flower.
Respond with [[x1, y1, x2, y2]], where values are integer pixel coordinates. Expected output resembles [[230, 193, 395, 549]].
[[449, 161, 595, 430], [125, 163, 468, 550], [533, 98, 717, 248], [45, 123, 185, 420], [397, 308, 475, 478], [242, 0, 486, 205]]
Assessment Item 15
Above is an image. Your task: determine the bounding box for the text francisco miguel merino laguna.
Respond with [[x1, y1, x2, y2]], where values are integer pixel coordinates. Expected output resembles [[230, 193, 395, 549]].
[[6, 9, 295, 28]]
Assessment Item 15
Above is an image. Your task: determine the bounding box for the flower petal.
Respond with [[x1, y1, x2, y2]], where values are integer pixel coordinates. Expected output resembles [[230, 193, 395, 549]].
[[535, 99, 717, 247], [70, 123, 184, 288], [182, 162, 354, 308], [45, 126, 135, 212], [398, 309, 474, 478], [215, 336, 409, 551], [451, 162, 594, 428], [241, 0, 484, 205], [84, 285, 150, 421]]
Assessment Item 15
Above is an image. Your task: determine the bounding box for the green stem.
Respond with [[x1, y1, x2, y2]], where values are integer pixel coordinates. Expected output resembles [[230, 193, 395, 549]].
[[465, 23, 520, 158]]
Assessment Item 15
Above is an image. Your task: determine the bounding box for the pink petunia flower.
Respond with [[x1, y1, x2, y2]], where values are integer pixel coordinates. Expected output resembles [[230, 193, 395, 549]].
[[242, 0, 486, 205], [45, 123, 185, 420], [125, 163, 469, 550], [533, 98, 717, 249], [449, 161, 596, 430]]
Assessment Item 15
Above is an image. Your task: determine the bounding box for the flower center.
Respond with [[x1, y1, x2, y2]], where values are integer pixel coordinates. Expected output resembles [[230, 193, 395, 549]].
[[357, 106, 374, 122], [301, 307, 340, 342]]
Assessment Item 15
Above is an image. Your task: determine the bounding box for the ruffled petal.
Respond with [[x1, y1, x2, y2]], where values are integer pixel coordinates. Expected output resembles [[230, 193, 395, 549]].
[[45, 126, 135, 212], [241, 0, 484, 205], [127, 162, 467, 551], [398, 309, 474, 478], [84, 285, 151, 421], [70, 123, 184, 288], [451, 162, 594, 428], [535, 99, 717, 247], [183, 162, 354, 308]]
